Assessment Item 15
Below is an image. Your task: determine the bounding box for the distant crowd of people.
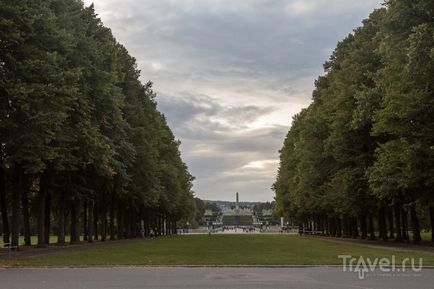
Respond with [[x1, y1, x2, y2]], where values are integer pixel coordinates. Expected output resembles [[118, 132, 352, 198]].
[[221, 226, 257, 232], [279, 226, 292, 233]]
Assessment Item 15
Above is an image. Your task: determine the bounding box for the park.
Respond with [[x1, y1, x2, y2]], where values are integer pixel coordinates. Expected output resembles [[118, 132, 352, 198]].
[[1, 232, 434, 288], [1, 0, 434, 288]]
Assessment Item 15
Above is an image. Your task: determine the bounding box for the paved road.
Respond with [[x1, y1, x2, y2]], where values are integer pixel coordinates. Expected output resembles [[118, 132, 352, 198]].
[[0, 267, 432, 289]]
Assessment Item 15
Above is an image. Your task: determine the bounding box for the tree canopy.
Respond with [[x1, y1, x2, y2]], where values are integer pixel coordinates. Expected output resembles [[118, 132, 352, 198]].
[[0, 0, 195, 247], [274, 0, 434, 243]]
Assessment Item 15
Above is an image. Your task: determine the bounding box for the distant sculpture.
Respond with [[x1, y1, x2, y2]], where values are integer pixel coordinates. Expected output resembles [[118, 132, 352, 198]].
[[235, 192, 240, 226], [221, 193, 254, 227]]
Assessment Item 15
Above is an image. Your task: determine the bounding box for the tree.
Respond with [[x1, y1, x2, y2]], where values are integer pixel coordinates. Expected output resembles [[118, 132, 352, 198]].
[[0, 0, 195, 248], [369, 0, 434, 243], [274, 1, 433, 244]]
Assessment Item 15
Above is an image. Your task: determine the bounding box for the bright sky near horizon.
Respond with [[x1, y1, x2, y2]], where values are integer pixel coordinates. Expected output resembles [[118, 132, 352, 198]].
[[84, 0, 383, 202]]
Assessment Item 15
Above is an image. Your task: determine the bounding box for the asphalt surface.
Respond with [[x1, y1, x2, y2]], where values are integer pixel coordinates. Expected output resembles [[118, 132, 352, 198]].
[[0, 267, 432, 289]]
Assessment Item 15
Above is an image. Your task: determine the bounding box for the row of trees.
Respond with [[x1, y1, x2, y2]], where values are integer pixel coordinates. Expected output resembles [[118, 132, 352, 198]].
[[0, 0, 195, 248], [274, 0, 433, 243], [252, 202, 279, 226], [193, 199, 222, 227]]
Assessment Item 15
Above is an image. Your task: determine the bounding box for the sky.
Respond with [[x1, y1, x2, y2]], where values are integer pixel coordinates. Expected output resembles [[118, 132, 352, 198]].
[[84, 0, 383, 202]]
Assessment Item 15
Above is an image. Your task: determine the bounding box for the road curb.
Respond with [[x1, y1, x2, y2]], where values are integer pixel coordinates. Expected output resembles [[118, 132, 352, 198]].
[[2, 264, 434, 269]]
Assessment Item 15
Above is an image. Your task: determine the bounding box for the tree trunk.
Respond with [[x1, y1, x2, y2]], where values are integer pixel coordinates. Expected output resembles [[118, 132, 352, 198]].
[[101, 204, 107, 241], [83, 201, 88, 241], [20, 175, 31, 246], [171, 218, 174, 235], [170, 217, 175, 235], [336, 217, 342, 237], [430, 206, 434, 243], [70, 201, 76, 243], [360, 214, 367, 239], [0, 152, 10, 245], [44, 192, 51, 245], [158, 214, 162, 236], [93, 200, 98, 240], [109, 192, 115, 240], [11, 167, 22, 249], [117, 204, 123, 239], [342, 216, 349, 238], [37, 173, 48, 248], [378, 207, 387, 241], [165, 216, 168, 236], [155, 212, 159, 235], [410, 206, 421, 244], [132, 211, 137, 238], [57, 190, 66, 245], [387, 207, 394, 240], [70, 198, 81, 244], [144, 211, 150, 237], [87, 200, 94, 243], [328, 218, 333, 237], [166, 218, 170, 236], [162, 215, 165, 236], [401, 208, 409, 242], [109, 203, 115, 240], [312, 218, 316, 235], [154, 213, 158, 237], [394, 203, 402, 241], [0, 174, 9, 244], [74, 198, 81, 242], [331, 218, 336, 237], [352, 218, 359, 238], [126, 208, 132, 238], [368, 214, 376, 240], [321, 217, 325, 235]]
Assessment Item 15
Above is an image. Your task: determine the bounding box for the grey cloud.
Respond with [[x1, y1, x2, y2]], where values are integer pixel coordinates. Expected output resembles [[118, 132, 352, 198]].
[[86, 0, 383, 201], [222, 106, 275, 124], [157, 93, 278, 134], [100, 0, 375, 80], [183, 126, 287, 157], [157, 94, 220, 125], [156, 93, 286, 176]]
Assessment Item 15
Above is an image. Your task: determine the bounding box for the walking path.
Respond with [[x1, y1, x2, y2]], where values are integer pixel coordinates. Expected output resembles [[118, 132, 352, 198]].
[[305, 235, 434, 254]]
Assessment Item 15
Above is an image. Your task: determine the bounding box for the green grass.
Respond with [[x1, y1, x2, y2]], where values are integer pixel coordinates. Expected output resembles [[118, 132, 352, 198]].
[[1, 235, 433, 267]]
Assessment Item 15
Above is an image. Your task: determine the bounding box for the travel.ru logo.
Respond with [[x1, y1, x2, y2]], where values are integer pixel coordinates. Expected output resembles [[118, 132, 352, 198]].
[[338, 255, 423, 280]]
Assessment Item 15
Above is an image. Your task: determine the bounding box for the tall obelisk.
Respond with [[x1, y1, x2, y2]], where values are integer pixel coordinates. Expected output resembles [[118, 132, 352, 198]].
[[235, 192, 240, 227]]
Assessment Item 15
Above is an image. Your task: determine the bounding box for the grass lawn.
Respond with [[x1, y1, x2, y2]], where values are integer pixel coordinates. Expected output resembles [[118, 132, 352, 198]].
[[1, 234, 433, 267]]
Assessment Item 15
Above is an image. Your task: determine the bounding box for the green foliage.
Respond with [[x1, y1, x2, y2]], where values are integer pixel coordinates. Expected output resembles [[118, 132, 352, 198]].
[[274, 0, 434, 239], [0, 0, 195, 244], [370, 0, 434, 204]]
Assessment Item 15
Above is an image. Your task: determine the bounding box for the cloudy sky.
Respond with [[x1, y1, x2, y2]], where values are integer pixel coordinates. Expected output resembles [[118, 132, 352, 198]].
[[84, 0, 383, 202]]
